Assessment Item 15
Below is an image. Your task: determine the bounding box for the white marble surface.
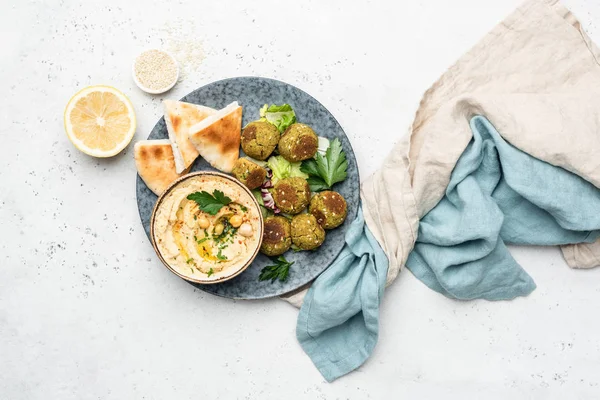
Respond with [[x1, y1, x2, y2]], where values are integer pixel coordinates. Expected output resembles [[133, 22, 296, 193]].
[[2, 0, 600, 398]]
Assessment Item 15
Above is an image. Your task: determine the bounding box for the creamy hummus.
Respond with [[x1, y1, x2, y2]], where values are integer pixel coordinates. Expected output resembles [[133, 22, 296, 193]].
[[153, 174, 261, 280]]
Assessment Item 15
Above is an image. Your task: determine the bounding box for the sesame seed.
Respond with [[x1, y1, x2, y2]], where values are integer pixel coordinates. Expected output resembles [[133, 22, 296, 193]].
[[134, 49, 178, 91]]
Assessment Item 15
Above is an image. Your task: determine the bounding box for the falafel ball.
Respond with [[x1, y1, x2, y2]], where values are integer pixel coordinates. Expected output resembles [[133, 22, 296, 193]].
[[309, 191, 348, 229], [273, 177, 311, 214], [291, 214, 326, 250], [260, 216, 292, 256], [241, 121, 280, 160], [278, 123, 318, 162], [232, 158, 267, 190]]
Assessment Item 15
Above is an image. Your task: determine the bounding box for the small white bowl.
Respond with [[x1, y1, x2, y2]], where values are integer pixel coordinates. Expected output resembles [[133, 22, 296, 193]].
[[132, 49, 179, 95]]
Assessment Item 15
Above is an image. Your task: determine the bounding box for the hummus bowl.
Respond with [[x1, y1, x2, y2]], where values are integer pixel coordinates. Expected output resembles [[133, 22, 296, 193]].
[[150, 171, 264, 284]]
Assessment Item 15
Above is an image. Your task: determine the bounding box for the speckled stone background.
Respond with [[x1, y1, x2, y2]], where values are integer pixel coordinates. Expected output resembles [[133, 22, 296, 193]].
[[2, 0, 600, 399], [137, 77, 359, 299]]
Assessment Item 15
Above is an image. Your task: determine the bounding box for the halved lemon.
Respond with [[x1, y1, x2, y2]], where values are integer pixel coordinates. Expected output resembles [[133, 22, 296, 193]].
[[64, 85, 136, 157]]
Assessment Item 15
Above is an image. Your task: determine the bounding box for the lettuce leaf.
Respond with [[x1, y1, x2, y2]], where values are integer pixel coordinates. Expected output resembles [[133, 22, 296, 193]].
[[252, 189, 264, 207], [267, 155, 308, 185], [260, 103, 296, 133]]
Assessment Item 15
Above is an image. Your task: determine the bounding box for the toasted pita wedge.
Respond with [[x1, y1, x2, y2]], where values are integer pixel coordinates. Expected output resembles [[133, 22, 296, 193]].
[[163, 100, 217, 173], [134, 140, 185, 196], [188, 102, 242, 173]]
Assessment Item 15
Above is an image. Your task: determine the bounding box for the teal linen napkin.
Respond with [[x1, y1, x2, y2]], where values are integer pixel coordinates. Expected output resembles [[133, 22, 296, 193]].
[[296, 207, 389, 382], [297, 116, 600, 382], [407, 116, 600, 300]]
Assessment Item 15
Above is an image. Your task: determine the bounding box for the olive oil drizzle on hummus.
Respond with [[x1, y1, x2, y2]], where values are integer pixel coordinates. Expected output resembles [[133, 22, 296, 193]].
[[170, 202, 248, 271]]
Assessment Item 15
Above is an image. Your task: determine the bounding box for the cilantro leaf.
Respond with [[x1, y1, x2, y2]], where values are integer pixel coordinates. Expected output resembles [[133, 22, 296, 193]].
[[207, 268, 214, 277], [300, 159, 320, 177], [258, 256, 294, 283], [306, 176, 330, 192], [187, 190, 232, 215], [300, 138, 348, 189], [321, 138, 348, 187]]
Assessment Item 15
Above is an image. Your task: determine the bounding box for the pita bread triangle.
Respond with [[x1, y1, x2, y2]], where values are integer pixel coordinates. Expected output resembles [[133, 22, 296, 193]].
[[163, 100, 216, 173], [188, 102, 242, 173], [134, 139, 186, 196]]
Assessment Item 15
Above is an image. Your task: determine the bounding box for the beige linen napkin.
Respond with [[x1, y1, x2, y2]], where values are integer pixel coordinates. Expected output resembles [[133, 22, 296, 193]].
[[284, 0, 600, 307]]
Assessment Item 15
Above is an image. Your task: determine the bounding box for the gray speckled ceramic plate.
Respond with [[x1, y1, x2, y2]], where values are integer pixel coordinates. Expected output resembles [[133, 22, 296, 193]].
[[136, 77, 359, 299]]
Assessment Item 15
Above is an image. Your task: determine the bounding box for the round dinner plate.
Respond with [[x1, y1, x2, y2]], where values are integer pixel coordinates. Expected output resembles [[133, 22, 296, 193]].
[[136, 77, 359, 299]]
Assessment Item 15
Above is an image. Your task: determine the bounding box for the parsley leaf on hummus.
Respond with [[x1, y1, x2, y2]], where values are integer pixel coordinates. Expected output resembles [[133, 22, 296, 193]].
[[187, 190, 232, 215]]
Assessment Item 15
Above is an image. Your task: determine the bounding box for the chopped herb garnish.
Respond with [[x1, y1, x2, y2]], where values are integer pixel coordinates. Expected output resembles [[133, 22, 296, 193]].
[[213, 219, 237, 243], [193, 215, 197, 220], [190, 267, 194, 274], [186, 258, 194, 264], [204, 230, 208, 237], [196, 237, 208, 244], [259, 256, 294, 283], [207, 268, 214, 277], [239, 205, 248, 212], [187, 190, 232, 215], [216, 248, 227, 261]]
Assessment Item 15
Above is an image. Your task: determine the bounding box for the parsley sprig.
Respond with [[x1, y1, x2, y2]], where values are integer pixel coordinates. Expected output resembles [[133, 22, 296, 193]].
[[301, 138, 348, 191], [259, 256, 294, 283], [187, 190, 232, 215]]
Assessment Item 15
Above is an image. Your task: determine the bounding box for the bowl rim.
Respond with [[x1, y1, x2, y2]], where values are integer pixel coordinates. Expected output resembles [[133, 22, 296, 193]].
[[150, 170, 264, 285]]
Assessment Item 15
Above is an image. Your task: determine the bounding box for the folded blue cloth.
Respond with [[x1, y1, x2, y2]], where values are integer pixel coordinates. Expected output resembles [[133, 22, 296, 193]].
[[407, 116, 600, 300], [297, 207, 388, 382]]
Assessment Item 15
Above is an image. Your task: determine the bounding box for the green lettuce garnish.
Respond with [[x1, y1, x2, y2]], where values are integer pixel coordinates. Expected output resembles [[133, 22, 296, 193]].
[[267, 155, 308, 185], [259, 104, 296, 133]]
